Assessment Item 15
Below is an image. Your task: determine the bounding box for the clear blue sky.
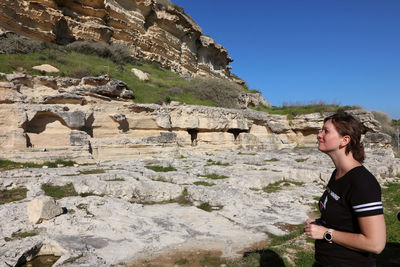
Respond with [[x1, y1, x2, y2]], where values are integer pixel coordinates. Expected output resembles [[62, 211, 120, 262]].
[[172, 0, 400, 119]]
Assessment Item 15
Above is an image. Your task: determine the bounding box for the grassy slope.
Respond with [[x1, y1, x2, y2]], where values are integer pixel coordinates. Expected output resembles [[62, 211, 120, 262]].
[[0, 38, 358, 114]]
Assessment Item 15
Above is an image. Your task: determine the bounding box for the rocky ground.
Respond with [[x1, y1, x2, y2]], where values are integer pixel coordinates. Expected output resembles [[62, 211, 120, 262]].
[[1, 148, 399, 267]]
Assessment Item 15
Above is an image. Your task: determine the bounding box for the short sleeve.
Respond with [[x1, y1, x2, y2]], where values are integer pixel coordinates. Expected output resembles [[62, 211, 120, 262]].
[[349, 169, 383, 217]]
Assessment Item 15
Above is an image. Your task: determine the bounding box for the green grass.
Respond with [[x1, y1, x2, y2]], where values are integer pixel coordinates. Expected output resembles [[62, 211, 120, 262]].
[[199, 254, 226, 266], [194, 181, 216, 186], [197, 202, 222, 212], [41, 183, 78, 199], [380, 183, 400, 243], [262, 180, 304, 194], [5, 231, 37, 241], [0, 159, 77, 171], [79, 169, 106, 175], [0, 187, 28, 205], [175, 258, 188, 265], [105, 178, 125, 182], [0, 47, 247, 108], [138, 189, 192, 206], [265, 158, 280, 162], [198, 173, 229, 180], [260, 103, 359, 119], [396, 173, 400, 178], [205, 160, 231, 166], [145, 165, 177, 172], [238, 152, 257, 156]]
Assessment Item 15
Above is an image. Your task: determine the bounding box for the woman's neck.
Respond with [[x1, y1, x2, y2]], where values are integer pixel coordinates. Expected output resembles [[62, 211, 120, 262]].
[[329, 152, 361, 179]]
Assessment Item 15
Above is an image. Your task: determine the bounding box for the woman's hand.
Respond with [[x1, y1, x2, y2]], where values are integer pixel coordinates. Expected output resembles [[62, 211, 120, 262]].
[[304, 218, 327, 240]]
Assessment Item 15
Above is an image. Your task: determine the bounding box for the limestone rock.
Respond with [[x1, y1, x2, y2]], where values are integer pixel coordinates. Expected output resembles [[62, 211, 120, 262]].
[[89, 79, 134, 99], [0, 82, 26, 103], [131, 68, 150, 81], [27, 196, 64, 224], [363, 132, 392, 150], [346, 109, 381, 132], [238, 92, 271, 109], [32, 76, 58, 89], [0, 0, 234, 80], [70, 130, 90, 146], [42, 93, 87, 105], [6, 73, 32, 87], [32, 64, 59, 73]]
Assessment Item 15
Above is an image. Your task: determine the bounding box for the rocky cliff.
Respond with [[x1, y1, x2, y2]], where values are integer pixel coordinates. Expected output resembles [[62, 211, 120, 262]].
[[0, 0, 235, 81], [0, 72, 393, 163]]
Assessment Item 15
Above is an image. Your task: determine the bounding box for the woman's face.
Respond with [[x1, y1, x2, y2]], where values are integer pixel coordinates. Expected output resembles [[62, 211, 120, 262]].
[[317, 119, 343, 153]]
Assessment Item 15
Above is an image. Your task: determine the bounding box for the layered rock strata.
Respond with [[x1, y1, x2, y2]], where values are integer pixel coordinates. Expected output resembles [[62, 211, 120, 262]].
[[0, 73, 393, 163], [0, 0, 234, 80]]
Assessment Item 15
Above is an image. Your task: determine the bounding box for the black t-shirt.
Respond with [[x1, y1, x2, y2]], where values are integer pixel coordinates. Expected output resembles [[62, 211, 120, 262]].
[[315, 165, 383, 267]]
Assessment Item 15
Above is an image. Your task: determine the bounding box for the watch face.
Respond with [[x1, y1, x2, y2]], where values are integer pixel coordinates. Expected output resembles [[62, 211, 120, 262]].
[[325, 233, 332, 239]]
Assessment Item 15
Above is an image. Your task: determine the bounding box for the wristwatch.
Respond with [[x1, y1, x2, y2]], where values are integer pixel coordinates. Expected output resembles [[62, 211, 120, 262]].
[[323, 229, 333, 243]]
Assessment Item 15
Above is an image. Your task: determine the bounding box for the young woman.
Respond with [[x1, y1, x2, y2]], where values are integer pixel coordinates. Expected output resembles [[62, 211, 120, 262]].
[[304, 113, 386, 267]]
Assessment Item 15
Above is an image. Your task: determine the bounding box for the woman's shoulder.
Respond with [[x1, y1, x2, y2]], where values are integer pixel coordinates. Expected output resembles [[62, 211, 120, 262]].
[[349, 165, 380, 186]]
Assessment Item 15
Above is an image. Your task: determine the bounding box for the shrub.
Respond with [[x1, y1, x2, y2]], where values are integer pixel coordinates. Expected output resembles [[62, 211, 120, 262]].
[[0, 187, 28, 205], [66, 40, 135, 65], [0, 32, 46, 54], [372, 111, 397, 151], [184, 78, 243, 109]]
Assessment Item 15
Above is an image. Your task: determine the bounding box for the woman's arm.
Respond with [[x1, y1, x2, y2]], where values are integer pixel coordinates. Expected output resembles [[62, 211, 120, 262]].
[[304, 214, 386, 254]]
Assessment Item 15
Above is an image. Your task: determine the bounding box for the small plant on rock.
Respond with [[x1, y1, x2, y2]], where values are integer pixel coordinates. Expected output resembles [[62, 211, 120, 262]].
[[0, 187, 28, 205], [41, 183, 78, 199], [198, 173, 229, 180], [205, 159, 230, 166], [193, 181, 215, 186], [145, 165, 177, 172]]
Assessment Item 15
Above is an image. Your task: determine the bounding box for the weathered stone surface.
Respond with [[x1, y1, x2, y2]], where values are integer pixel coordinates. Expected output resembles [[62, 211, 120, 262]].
[[363, 132, 392, 150], [0, 82, 26, 103], [42, 93, 87, 105], [238, 92, 271, 109], [70, 130, 90, 146], [89, 80, 134, 99], [346, 109, 381, 133], [27, 196, 64, 224], [0, 149, 398, 266]]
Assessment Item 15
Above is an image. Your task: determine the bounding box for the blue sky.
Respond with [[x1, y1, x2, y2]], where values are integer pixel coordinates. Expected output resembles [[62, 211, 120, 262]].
[[172, 0, 400, 119]]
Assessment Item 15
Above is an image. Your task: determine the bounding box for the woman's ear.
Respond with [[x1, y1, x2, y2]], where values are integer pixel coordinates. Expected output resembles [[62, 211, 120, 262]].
[[339, 135, 350, 149]]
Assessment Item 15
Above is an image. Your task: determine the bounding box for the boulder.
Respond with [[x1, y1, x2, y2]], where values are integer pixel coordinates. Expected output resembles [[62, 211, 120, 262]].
[[238, 92, 271, 109], [32, 64, 59, 73], [90, 80, 134, 99], [131, 68, 150, 81], [27, 196, 64, 224]]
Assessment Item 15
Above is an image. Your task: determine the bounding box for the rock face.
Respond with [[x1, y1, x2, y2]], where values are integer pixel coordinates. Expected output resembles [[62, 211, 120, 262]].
[[0, 73, 393, 163], [0, 0, 234, 80]]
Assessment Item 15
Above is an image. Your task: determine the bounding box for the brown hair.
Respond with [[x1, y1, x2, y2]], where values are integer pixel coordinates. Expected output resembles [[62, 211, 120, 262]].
[[324, 113, 365, 163]]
